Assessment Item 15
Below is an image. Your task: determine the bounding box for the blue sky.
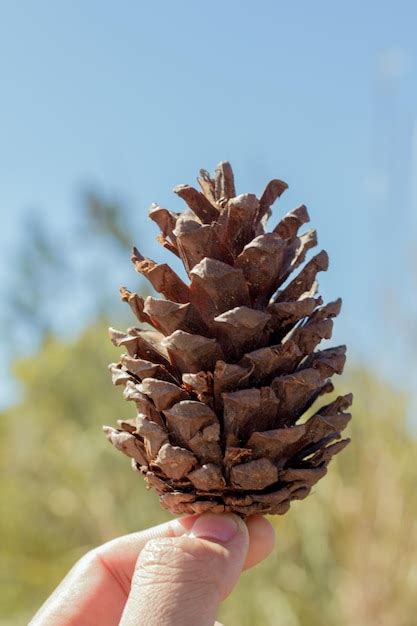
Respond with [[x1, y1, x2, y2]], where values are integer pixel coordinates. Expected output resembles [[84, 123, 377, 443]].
[[1, 1, 417, 404]]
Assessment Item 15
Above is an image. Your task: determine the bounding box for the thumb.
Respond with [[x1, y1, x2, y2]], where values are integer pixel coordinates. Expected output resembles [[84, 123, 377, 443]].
[[119, 513, 249, 626]]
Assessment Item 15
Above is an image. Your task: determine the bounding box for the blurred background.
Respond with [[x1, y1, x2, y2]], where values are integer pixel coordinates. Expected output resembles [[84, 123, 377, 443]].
[[1, 2, 417, 625]]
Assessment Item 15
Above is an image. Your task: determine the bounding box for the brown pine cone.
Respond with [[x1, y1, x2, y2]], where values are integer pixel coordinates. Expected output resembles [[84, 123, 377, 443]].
[[104, 161, 352, 517]]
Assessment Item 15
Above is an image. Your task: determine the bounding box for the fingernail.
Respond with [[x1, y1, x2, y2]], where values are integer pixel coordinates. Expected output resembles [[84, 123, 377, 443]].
[[188, 514, 240, 543]]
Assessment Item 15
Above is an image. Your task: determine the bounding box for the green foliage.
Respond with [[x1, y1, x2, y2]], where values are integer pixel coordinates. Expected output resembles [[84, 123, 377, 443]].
[[220, 371, 417, 626], [1, 323, 416, 626], [0, 323, 169, 625]]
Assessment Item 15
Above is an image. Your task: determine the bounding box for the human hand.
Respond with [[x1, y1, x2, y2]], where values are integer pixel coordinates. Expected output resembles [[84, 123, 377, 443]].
[[30, 513, 275, 626]]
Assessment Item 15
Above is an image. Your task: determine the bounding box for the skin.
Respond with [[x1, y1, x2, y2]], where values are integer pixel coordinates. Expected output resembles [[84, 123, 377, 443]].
[[30, 513, 276, 626]]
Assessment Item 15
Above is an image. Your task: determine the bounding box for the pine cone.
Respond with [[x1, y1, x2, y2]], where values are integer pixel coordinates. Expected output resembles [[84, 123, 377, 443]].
[[104, 162, 352, 517]]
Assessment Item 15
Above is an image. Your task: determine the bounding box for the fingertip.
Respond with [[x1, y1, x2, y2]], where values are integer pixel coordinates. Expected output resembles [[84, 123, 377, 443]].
[[247, 514, 276, 542], [244, 514, 276, 570]]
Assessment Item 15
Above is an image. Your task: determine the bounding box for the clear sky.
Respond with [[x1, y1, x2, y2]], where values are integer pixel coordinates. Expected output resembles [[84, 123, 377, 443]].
[[1, 1, 417, 404]]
